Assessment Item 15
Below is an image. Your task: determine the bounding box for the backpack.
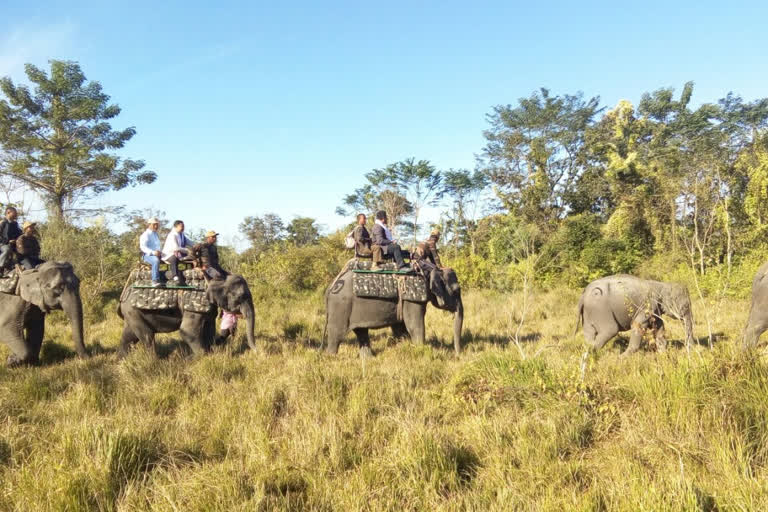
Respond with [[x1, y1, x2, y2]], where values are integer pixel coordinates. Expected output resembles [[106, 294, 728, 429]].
[[344, 231, 356, 250]]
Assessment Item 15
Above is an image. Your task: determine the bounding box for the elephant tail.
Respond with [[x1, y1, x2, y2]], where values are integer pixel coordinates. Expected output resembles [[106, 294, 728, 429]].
[[574, 293, 584, 335]]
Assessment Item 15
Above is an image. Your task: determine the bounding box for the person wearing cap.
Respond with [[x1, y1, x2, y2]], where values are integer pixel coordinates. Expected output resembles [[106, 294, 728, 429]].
[[16, 221, 43, 270], [0, 206, 22, 273], [413, 228, 443, 269], [198, 230, 226, 280], [139, 218, 164, 287], [162, 220, 193, 284]]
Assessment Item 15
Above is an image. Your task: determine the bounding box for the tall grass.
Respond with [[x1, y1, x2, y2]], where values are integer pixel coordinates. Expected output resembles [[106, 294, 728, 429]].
[[1, 288, 767, 510]]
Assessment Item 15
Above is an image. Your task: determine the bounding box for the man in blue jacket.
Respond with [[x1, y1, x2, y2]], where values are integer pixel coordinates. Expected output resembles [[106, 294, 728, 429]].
[[371, 210, 408, 271]]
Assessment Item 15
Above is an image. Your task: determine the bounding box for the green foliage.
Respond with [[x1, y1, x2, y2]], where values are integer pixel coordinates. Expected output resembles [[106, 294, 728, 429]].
[[285, 216, 320, 247], [0, 60, 155, 220]]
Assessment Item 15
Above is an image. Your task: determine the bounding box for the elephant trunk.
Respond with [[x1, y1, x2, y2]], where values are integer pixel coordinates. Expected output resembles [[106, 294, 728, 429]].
[[453, 294, 464, 354], [240, 301, 257, 351], [61, 289, 87, 358]]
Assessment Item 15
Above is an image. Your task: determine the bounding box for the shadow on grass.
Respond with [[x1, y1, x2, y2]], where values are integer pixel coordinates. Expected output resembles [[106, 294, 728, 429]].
[[460, 328, 542, 349]]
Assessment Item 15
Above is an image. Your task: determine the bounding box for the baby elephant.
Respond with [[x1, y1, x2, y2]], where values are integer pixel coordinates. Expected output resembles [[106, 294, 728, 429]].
[[743, 262, 768, 348], [576, 274, 695, 356]]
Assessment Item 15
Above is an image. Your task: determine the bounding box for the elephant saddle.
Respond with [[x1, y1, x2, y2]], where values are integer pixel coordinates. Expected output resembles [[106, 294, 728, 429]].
[[348, 259, 428, 303], [120, 268, 211, 313], [0, 268, 20, 295]]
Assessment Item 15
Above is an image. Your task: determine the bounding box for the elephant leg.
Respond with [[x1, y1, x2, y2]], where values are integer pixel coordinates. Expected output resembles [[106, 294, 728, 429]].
[[353, 328, 374, 358], [118, 328, 139, 359], [24, 318, 44, 365], [653, 319, 668, 352], [326, 323, 346, 355], [403, 303, 426, 345], [4, 327, 34, 367], [744, 308, 768, 349], [180, 313, 209, 356], [622, 322, 646, 357], [391, 323, 409, 340]]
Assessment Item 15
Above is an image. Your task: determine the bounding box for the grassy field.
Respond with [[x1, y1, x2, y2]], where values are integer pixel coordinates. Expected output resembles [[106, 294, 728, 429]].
[[1, 287, 767, 511]]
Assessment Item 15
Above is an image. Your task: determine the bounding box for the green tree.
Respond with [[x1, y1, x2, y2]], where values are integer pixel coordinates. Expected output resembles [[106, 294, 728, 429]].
[[482, 88, 601, 231], [240, 213, 285, 253], [368, 158, 443, 244], [442, 169, 489, 253], [286, 216, 320, 246], [0, 60, 156, 222], [337, 179, 414, 237]]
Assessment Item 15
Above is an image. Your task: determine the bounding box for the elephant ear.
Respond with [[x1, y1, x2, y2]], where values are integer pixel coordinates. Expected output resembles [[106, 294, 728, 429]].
[[18, 271, 47, 311], [206, 280, 229, 310]]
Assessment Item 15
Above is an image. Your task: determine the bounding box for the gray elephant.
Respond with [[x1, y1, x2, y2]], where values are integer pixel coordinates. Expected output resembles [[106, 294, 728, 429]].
[[117, 273, 255, 357], [576, 274, 695, 355], [0, 262, 87, 366], [325, 260, 464, 357], [742, 262, 768, 347]]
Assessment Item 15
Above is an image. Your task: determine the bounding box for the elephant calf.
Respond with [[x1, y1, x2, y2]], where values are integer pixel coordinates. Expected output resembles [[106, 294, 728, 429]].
[[743, 262, 768, 348], [576, 274, 695, 356]]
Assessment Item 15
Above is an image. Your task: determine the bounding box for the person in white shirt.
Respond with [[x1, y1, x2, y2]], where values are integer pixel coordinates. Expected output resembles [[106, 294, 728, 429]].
[[139, 218, 163, 287], [162, 220, 193, 284]]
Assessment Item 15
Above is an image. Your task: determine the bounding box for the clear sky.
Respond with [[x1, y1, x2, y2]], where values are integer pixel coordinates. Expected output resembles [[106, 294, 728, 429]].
[[1, 1, 767, 248]]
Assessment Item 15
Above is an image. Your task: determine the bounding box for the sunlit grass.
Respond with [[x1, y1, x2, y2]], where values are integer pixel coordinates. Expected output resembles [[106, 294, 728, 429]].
[[1, 288, 767, 510]]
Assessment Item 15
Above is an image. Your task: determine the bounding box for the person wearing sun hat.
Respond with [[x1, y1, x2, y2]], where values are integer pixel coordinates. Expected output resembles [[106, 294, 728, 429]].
[[16, 221, 43, 270], [139, 217, 164, 287], [198, 229, 226, 280]]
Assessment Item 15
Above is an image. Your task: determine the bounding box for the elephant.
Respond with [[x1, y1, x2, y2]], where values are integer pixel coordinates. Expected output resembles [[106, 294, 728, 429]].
[[324, 261, 464, 357], [117, 273, 255, 358], [742, 262, 768, 348], [576, 274, 695, 355], [0, 262, 87, 366]]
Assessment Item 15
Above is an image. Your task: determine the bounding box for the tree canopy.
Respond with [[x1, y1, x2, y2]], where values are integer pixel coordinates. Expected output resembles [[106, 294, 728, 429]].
[[0, 60, 155, 221]]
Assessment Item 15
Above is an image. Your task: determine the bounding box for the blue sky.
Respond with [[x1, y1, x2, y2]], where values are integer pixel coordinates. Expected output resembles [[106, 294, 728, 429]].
[[1, 1, 767, 248]]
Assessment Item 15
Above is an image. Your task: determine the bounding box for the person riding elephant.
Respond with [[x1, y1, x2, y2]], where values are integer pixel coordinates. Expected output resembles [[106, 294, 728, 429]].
[[16, 221, 43, 270], [162, 220, 194, 284], [117, 271, 255, 358], [413, 228, 443, 271], [576, 274, 695, 355], [371, 210, 408, 271], [0, 261, 87, 366], [352, 213, 372, 258], [139, 218, 163, 288], [197, 230, 227, 280], [0, 206, 22, 274]]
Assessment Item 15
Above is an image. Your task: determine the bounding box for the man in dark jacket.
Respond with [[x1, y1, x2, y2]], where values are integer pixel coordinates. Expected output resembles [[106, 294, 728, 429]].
[[371, 210, 408, 270], [0, 206, 22, 272], [16, 221, 43, 270], [353, 213, 372, 257], [198, 230, 227, 280]]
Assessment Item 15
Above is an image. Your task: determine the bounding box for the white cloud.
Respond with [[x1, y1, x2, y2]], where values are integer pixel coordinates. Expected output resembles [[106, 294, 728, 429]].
[[0, 22, 77, 79]]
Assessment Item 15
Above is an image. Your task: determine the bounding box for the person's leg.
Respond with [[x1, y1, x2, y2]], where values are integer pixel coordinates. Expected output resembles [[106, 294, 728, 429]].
[[392, 244, 407, 268], [143, 254, 161, 283], [205, 267, 222, 280], [167, 255, 179, 281], [0, 244, 11, 270]]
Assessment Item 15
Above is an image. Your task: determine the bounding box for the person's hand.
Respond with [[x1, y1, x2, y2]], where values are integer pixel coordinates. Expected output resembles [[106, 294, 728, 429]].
[[155, 250, 161, 257]]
